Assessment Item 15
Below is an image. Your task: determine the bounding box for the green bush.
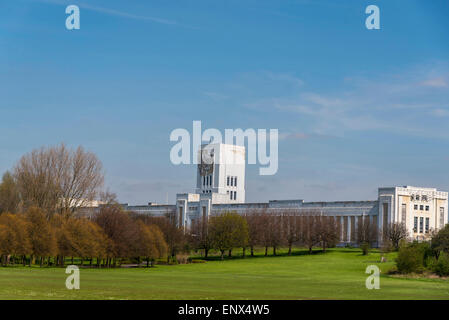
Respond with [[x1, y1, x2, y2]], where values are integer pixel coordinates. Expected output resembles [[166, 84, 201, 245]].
[[433, 253, 449, 276], [396, 244, 426, 274]]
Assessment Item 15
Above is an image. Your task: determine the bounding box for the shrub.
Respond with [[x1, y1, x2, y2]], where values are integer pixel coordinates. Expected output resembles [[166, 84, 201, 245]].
[[191, 259, 206, 264], [360, 242, 370, 255], [396, 244, 426, 274], [433, 253, 449, 276]]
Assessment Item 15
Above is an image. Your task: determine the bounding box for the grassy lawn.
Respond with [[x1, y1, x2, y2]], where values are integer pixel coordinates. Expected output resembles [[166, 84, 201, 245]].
[[0, 248, 448, 300]]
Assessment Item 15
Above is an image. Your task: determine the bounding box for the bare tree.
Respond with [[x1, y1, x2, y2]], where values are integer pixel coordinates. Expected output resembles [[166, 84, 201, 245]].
[[260, 213, 284, 256], [0, 172, 20, 213], [302, 213, 321, 254], [317, 215, 339, 252], [189, 216, 213, 258], [384, 222, 408, 250], [14, 143, 104, 216], [357, 215, 378, 254], [282, 210, 302, 255], [244, 209, 265, 256]]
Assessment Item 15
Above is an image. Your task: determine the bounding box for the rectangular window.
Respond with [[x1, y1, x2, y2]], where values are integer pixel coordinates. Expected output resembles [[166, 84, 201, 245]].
[[425, 205, 429, 211], [382, 203, 388, 234], [425, 218, 429, 233], [178, 207, 183, 227], [230, 192, 232, 200], [420, 205, 424, 211], [203, 176, 205, 186], [419, 217, 424, 233], [414, 217, 418, 232], [401, 204, 407, 225], [227, 176, 230, 186], [235, 177, 237, 187], [440, 207, 445, 227], [234, 191, 237, 200], [414, 204, 418, 210]]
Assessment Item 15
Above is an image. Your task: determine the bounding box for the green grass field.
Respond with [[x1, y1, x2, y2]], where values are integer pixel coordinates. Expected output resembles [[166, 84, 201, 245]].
[[0, 248, 448, 300]]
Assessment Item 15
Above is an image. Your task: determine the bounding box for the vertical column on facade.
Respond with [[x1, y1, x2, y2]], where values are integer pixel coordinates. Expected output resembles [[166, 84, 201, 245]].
[[336, 216, 341, 243], [340, 216, 344, 242], [343, 216, 348, 243], [348, 216, 352, 242], [354, 216, 358, 243]]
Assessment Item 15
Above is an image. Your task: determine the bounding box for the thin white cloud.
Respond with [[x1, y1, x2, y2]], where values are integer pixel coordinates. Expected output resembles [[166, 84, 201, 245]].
[[420, 77, 448, 88], [32, 0, 194, 28], [431, 108, 449, 117]]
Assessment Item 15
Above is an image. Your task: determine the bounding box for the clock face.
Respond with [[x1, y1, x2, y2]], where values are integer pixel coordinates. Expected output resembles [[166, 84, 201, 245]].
[[199, 149, 214, 176], [199, 163, 213, 176]]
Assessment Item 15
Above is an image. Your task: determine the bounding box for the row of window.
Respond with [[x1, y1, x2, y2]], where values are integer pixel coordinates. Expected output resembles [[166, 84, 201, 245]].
[[414, 204, 430, 211], [202, 175, 213, 187], [227, 190, 237, 200], [413, 216, 430, 233], [227, 176, 238, 187], [202, 190, 211, 194]]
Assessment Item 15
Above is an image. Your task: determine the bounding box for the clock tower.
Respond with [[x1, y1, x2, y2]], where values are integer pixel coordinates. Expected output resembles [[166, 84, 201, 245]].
[[195, 143, 245, 204]]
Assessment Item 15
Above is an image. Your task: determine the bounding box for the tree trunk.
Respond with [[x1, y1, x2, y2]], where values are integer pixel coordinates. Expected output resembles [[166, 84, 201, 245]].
[[309, 246, 313, 254], [242, 247, 246, 258], [39, 256, 43, 267], [250, 246, 254, 257], [265, 246, 268, 256], [220, 250, 224, 260], [288, 244, 292, 256], [228, 249, 232, 257], [147, 257, 150, 267], [273, 246, 276, 256], [204, 249, 209, 258]]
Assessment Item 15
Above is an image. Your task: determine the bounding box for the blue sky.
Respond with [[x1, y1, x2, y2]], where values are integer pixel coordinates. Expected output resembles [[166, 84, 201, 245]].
[[1, 0, 448, 204]]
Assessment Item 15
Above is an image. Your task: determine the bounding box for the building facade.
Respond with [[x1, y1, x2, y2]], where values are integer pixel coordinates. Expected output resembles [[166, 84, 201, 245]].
[[118, 143, 448, 245]]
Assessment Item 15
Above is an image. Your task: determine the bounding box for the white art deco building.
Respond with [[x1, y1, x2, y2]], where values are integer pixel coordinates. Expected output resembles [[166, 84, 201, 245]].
[[123, 143, 448, 245]]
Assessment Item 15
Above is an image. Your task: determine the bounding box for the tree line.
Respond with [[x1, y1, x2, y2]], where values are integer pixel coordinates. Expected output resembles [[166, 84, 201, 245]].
[[0, 204, 169, 267], [0, 143, 173, 267], [188, 210, 382, 259]]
